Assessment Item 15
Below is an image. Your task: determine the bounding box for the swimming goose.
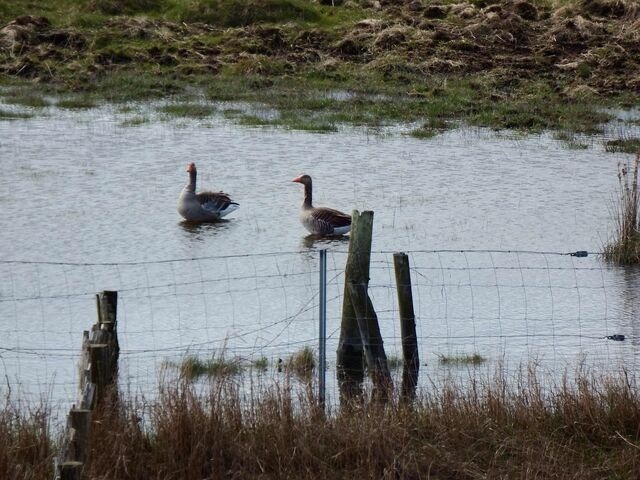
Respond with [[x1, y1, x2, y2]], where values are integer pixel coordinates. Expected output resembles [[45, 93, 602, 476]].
[[177, 163, 239, 222], [292, 174, 351, 235]]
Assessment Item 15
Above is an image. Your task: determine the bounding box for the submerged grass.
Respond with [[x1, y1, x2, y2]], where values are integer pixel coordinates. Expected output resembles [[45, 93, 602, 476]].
[[5, 369, 640, 479], [159, 103, 216, 119], [0, 108, 33, 119], [439, 353, 486, 365]]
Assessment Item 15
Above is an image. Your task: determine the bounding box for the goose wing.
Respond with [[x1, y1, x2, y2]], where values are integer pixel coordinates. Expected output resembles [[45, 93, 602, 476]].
[[311, 207, 351, 231], [196, 191, 239, 215]]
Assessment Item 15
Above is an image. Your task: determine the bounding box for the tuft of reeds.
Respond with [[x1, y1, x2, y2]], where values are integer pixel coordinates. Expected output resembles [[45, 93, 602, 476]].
[[173, 353, 244, 379], [0, 399, 54, 480], [81, 370, 640, 479], [603, 154, 640, 264], [286, 346, 315, 378], [3, 369, 640, 479]]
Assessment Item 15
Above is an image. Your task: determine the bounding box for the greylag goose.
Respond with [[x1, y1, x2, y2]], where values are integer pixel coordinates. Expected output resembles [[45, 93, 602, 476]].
[[292, 174, 351, 235], [177, 163, 239, 222]]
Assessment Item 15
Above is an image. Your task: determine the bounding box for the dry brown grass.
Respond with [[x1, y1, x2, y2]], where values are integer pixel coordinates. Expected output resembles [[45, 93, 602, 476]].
[[3, 370, 640, 479], [603, 154, 640, 264], [0, 399, 54, 480]]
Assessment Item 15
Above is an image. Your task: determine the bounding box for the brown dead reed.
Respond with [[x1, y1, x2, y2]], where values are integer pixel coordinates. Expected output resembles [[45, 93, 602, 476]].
[[3, 369, 640, 479], [603, 154, 640, 264]]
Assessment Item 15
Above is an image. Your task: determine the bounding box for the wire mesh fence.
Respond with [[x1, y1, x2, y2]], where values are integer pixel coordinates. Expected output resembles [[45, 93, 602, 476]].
[[1, 249, 638, 419]]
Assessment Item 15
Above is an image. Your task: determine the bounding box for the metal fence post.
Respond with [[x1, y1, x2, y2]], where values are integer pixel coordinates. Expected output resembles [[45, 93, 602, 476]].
[[319, 249, 327, 409]]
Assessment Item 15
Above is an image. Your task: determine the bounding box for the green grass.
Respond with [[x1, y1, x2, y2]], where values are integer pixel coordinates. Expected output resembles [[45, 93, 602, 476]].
[[0, 108, 33, 119], [56, 97, 97, 109], [120, 115, 149, 126], [387, 354, 403, 370], [0, 0, 637, 135], [159, 103, 216, 119], [605, 138, 640, 154], [438, 353, 486, 366], [3, 93, 51, 108]]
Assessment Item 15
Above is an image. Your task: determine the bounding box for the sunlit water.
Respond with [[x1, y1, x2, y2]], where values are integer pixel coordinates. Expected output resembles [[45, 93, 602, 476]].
[[1, 101, 640, 418]]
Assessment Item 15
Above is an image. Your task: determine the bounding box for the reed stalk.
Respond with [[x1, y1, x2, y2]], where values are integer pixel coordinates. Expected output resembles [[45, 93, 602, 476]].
[[603, 154, 640, 264]]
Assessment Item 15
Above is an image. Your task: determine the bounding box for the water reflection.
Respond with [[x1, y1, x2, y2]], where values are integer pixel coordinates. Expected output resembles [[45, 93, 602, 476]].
[[178, 220, 232, 240], [301, 234, 350, 250], [619, 265, 640, 348]]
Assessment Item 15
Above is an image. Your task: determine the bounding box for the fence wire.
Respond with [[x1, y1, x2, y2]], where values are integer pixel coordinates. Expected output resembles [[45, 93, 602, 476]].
[[0, 249, 638, 414]]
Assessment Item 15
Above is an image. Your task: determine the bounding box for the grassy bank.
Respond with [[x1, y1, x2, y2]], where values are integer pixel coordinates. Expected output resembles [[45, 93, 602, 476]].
[[2, 370, 640, 479], [1, 0, 639, 135]]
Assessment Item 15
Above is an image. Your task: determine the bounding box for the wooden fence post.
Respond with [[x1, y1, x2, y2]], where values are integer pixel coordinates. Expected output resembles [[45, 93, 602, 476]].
[[337, 210, 391, 403], [55, 290, 120, 479], [393, 252, 419, 403], [68, 409, 91, 464]]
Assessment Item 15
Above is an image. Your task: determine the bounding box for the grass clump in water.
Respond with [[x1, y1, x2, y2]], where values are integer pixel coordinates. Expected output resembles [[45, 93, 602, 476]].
[[605, 138, 640, 154], [603, 155, 640, 264], [438, 353, 486, 366], [252, 356, 269, 372], [0, 108, 33, 119], [286, 346, 315, 378], [56, 97, 97, 109], [160, 103, 216, 119], [176, 353, 244, 379]]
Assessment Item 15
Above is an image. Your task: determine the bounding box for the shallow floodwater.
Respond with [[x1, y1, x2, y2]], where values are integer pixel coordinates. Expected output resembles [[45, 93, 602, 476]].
[[1, 102, 640, 414]]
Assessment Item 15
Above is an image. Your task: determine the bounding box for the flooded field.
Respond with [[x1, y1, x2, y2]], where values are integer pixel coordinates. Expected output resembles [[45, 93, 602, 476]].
[[1, 102, 639, 415]]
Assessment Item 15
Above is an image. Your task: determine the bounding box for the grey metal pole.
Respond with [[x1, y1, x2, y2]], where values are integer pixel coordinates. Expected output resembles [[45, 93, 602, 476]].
[[319, 249, 327, 408]]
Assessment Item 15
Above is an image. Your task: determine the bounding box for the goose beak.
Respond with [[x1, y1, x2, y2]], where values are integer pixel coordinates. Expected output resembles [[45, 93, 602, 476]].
[[292, 175, 303, 183]]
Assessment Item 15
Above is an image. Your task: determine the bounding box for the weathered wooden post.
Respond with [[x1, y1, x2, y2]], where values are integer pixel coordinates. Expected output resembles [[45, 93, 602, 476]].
[[393, 252, 419, 402], [55, 290, 120, 479], [59, 461, 83, 480], [68, 409, 91, 464], [337, 211, 370, 402], [337, 210, 391, 403]]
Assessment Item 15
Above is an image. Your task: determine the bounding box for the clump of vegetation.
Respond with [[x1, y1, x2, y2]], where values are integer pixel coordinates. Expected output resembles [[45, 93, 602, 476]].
[[159, 103, 216, 119], [603, 155, 640, 264], [386, 354, 403, 370], [252, 356, 269, 372], [175, 353, 244, 379], [438, 352, 486, 366], [0, 108, 33, 119], [605, 138, 640, 154], [56, 97, 97, 109], [286, 346, 315, 378]]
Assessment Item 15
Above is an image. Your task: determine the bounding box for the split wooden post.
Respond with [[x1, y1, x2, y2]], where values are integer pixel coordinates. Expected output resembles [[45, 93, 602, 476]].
[[393, 252, 419, 402], [68, 409, 91, 464], [59, 462, 83, 480], [55, 290, 120, 479], [337, 210, 391, 403]]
